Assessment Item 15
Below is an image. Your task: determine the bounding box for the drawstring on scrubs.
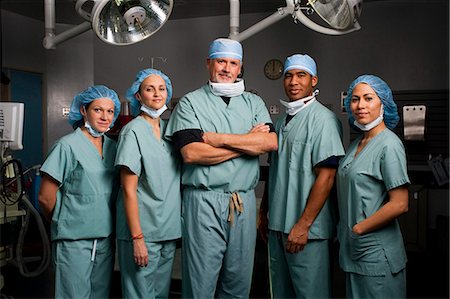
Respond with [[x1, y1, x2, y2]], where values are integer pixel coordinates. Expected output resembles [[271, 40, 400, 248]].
[[228, 192, 244, 226], [91, 239, 98, 262]]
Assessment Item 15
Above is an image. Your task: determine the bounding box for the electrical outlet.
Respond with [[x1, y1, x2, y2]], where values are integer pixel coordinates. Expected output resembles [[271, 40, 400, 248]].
[[62, 107, 70, 117], [269, 105, 280, 115]]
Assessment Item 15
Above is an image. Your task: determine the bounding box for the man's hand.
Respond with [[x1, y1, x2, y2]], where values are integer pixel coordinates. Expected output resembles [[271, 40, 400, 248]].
[[286, 222, 309, 253], [249, 123, 271, 133], [202, 132, 223, 148]]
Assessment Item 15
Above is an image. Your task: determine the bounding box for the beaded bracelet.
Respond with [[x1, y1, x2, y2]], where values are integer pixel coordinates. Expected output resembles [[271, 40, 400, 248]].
[[132, 233, 144, 240]]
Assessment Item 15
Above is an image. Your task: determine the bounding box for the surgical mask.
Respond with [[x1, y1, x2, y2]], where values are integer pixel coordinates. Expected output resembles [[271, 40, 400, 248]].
[[280, 89, 319, 116], [84, 121, 108, 138], [140, 104, 167, 119], [209, 79, 245, 97], [353, 104, 384, 131]]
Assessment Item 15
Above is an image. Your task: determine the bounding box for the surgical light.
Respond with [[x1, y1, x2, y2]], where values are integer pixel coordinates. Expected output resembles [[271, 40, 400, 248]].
[[294, 0, 362, 34], [228, 0, 363, 42], [43, 0, 173, 49]]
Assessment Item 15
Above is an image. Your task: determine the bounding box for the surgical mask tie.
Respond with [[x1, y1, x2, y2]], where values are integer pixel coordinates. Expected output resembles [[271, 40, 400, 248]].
[[140, 104, 168, 119], [209, 79, 245, 97], [353, 104, 384, 131], [280, 89, 319, 116], [84, 121, 108, 138]]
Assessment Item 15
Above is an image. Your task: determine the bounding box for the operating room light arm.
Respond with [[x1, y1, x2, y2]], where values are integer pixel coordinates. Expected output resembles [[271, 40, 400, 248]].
[[286, 166, 336, 253], [228, 0, 361, 42], [43, 0, 91, 49], [352, 186, 409, 236], [229, 1, 293, 42]]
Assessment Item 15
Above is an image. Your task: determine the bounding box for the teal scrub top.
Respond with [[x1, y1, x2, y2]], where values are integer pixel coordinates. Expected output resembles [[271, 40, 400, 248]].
[[336, 128, 410, 275], [40, 128, 118, 241], [115, 116, 181, 242], [268, 100, 345, 238], [165, 84, 273, 192]]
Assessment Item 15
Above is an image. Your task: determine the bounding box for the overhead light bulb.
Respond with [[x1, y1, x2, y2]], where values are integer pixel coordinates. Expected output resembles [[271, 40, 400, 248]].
[[305, 0, 362, 30], [75, 0, 173, 46], [123, 6, 146, 30], [290, 0, 362, 35]]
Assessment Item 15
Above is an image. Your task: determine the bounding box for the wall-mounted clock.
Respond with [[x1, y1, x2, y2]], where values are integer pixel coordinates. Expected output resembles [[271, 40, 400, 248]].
[[263, 59, 283, 80]]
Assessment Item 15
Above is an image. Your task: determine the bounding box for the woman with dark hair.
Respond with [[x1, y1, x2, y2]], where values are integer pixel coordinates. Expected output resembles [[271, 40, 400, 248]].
[[115, 68, 181, 299], [337, 74, 410, 298]]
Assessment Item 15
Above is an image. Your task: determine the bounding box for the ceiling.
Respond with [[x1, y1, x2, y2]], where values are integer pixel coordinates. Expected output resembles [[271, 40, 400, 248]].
[[1, 0, 289, 25], [2, 0, 434, 26]]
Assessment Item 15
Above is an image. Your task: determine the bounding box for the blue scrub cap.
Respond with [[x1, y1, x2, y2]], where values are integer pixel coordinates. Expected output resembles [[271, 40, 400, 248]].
[[344, 74, 399, 130], [68, 85, 121, 128], [283, 54, 317, 77], [126, 68, 173, 117], [208, 38, 243, 61]]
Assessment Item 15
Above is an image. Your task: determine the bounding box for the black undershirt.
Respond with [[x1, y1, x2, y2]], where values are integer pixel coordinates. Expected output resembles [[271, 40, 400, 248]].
[[172, 95, 275, 151]]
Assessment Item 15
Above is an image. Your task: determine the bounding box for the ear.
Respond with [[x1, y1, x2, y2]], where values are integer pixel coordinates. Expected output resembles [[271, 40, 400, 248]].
[[238, 64, 244, 78], [135, 92, 142, 102], [79, 105, 87, 117], [312, 76, 319, 87]]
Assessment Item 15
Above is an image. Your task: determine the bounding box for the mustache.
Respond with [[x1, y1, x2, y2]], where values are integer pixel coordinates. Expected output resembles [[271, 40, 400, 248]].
[[218, 72, 232, 78]]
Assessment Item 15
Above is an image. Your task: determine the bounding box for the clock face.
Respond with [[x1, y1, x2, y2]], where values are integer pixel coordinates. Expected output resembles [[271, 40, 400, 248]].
[[264, 59, 284, 80]]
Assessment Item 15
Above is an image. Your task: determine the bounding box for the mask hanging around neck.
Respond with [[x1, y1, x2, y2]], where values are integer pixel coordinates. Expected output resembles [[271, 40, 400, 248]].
[[84, 121, 108, 138], [353, 104, 384, 131], [140, 104, 168, 119], [209, 79, 245, 97], [279, 89, 319, 116]]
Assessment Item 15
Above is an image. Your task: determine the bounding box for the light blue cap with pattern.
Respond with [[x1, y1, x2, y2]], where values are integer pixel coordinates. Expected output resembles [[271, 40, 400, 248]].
[[344, 74, 399, 130], [208, 38, 243, 61], [283, 54, 317, 77], [126, 68, 173, 117], [68, 85, 121, 128]]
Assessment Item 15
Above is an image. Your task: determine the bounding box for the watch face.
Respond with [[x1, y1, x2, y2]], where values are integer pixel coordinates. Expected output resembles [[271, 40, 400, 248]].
[[264, 59, 284, 80]]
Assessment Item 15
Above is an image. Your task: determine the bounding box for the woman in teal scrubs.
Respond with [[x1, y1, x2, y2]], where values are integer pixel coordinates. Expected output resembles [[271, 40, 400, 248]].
[[337, 75, 410, 298], [115, 68, 181, 299], [38, 85, 121, 299]]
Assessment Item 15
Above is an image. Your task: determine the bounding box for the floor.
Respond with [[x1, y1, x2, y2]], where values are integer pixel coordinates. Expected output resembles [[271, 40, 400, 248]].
[[1, 225, 448, 299]]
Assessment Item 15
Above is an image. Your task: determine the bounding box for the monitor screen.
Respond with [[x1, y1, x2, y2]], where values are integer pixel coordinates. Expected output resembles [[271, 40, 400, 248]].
[[0, 102, 24, 151]]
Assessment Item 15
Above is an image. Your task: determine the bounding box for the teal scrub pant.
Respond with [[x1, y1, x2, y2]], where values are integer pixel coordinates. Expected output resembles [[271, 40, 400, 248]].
[[181, 188, 257, 299], [117, 239, 177, 299], [346, 263, 406, 298], [268, 230, 331, 299], [52, 237, 114, 299]]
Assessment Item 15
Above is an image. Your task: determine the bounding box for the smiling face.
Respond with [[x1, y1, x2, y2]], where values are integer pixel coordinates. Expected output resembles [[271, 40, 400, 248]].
[[207, 57, 242, 83], [136, 74, 168, 110], [283, 69, 318, 102], [81, 98, 115, 132], [350, 83, 383, 125]]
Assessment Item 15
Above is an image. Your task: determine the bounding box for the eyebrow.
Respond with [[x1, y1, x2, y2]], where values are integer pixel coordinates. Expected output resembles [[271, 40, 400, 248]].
[[142, 84, 165, 88], [352, 92, 376, 97]]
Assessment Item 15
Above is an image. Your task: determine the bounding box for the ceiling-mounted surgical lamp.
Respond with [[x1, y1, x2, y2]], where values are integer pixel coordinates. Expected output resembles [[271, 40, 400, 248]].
[[294, 0, 362, 35], [228, 0, 362, 42], [43, 0, 173, 49]]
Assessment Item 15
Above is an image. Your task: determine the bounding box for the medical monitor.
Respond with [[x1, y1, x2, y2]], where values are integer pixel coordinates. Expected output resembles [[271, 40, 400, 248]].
[[0, 102, 24, 151]]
